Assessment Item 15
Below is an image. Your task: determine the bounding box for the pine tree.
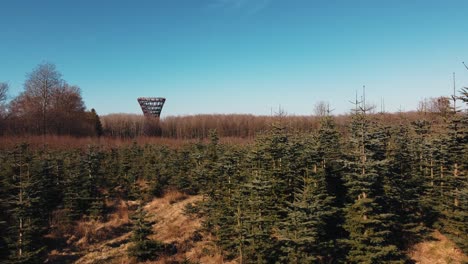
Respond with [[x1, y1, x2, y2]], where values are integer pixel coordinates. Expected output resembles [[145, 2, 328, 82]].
[[89, 108, 103, 137], [118, 143, 143, 199], [343, 111, 405, 263], [411, 119, 440, 226], [83, 146, 105, 219], [4, 144, 47, 263], [438, 111, 468, 252], [242, 167, 277, 263], [278, 171, 337, 263], [0, 149, 13, 261], [127, 205, 164, 261], [385, 124, 427, 248], [317, 115, 347, 258], [205, 146, 247, 261], [169, 147, 198, 195], [31, 155, 63, 227], [103, 148, 121, 197]]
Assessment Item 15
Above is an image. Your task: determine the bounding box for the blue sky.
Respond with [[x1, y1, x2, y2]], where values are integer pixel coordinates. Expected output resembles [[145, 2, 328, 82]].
[[1, 0, 467, 116]]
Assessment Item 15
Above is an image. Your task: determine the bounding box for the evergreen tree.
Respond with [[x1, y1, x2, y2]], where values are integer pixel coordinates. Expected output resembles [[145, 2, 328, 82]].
[[342, 112, 404, 263], [242, 167, 278, 263], [169, 147, 198, 195], [127, 205, 164, 261], [438, 112, 468, 252], [62, 151, 84, 222], [83, 146, 105, 219], [102, 148, 121, 197], [3, 144, 47, 263], [385, 124, 426, 248], [278, 171, 337, 263], [205, 146, 247, 261], [317, 115, 347, 258], [118, 143, 143, 199], [89, 108, 103, 137], [411, 119, 440, 226]]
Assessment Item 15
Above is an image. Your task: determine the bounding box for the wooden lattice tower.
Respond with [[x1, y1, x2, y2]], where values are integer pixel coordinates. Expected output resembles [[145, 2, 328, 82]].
[[137, 97, 166, 117]]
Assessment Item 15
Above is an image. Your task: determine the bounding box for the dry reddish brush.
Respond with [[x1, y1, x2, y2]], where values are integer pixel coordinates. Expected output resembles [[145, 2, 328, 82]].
[[0, 110, 449, 151]]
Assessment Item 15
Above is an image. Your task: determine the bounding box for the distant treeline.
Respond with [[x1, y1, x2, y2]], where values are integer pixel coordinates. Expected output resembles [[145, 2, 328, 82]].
[[101, 113, 323, 139], [0, 62, 465, 140], [99, 94, 463, 139], [101, 111, 449, 139]]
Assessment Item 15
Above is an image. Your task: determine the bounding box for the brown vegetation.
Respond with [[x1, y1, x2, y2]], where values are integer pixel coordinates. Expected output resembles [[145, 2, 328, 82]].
[[101, 110, 449, 139], [46, 192, 233, 264], [409, 231, 468, 264], [46, 200, 132, 263], [0, 109, 451, 151], [143, 192, 234, 263]]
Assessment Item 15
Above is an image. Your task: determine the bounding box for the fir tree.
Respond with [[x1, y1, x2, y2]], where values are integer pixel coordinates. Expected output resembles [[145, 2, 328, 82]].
[[411, 119, 440, 226], [385, 124, 426, 248], [127, 205, 164, 261], [4, 144, 47, 263], [343, 111, 405, 263], [83, 146, 105, 219], [438, 111, 468, 252], [242, 168, 277, 263], [89, 108, 103, 137], [278, 171, 337, 263], [205, 146, 247, 261], [317, 115, 347, 257], [169, 147, 198, 195]]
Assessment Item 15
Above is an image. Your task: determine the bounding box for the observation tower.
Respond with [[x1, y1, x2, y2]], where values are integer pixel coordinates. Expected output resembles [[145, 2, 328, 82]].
[[137, 97, 166, 117]]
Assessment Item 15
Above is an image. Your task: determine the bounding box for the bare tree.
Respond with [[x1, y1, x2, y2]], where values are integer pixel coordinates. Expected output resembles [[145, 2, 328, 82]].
[[314, 101, 329, 117], [417, 98, 429, 114], [49, 83, 86, 134], [7, 63, 94, 136], [0, 82, 7, 103], [0, 82, 8, 134], [24, 63, 62, 135], [0, 82, 8, 116]]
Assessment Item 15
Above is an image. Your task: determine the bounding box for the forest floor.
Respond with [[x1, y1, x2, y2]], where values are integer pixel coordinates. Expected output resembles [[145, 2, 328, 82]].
[[46, 192, 467, 264]]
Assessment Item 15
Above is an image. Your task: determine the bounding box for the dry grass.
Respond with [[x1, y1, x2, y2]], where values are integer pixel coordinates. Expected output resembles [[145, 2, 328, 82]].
[[143, 192, 234, 263], [163, 189, 189, 204], [144, 192, 201, 244], [47, 199, 132, 263], [106, 200, 131, 224], [145, 191, 233, 264], [409, 230, 468, 264], [47, 193, 235, 264]]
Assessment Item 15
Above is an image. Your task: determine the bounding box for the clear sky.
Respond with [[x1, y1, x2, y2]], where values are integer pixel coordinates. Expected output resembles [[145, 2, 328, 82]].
[[1, 0, 467, 116]]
